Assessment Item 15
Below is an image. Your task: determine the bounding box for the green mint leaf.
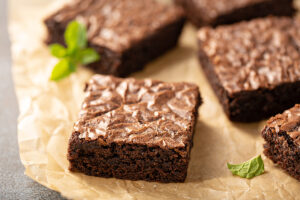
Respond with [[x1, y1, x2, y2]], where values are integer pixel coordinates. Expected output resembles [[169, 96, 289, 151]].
[[227, 155, 264, 179], [49, 44, 67, 58], [49, 21, 100, 81], [64, 20, 87, 52], [50, 59, 76, 81], [79, 48, 100, 65]]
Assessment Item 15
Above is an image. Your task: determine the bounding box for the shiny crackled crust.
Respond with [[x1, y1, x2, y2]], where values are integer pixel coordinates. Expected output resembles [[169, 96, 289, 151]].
[[198, 17, 300, 95], [73, 75, 201, 149], [44, 0, 184, 52], [265, 104, 300, 145], [68, 75, 201, 182], [175, 0, 295, 27], [198, 16, 300, 122]]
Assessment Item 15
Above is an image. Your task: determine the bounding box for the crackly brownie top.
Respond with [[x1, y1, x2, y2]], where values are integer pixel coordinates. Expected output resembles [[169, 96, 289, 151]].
[[198, 17, 300, 95], [190, 0, 266, 23], [46, 0, 184, 52], [74, 75, 200, 149], [267, 104, 300, 145]]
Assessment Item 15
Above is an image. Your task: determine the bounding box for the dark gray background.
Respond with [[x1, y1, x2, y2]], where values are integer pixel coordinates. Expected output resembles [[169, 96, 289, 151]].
[[0, 0, 65, 199]]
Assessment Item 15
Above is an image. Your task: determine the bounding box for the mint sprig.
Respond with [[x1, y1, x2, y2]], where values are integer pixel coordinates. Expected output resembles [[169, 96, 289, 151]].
[[227, 155, 264, 179], [49, 21, 100, 81]]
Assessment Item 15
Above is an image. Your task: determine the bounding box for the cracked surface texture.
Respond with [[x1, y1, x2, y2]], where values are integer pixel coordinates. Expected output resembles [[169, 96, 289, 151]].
[[198, 17, 300, 95], [266, 104, 300, 145], [74, 75, 201, 149], [45, 0, 184, 52]]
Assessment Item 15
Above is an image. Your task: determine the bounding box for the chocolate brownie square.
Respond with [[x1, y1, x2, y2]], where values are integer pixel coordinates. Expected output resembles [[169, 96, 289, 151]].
[[174, 0, 295, 27], [262, 104, 300, 181], [44, 0, 185, 77], [67, 75, 201, 182], [198, 17, 300, 122]]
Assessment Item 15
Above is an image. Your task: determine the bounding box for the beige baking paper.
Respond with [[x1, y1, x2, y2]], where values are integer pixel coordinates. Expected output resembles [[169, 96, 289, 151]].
[[9, 0, 300, 199]]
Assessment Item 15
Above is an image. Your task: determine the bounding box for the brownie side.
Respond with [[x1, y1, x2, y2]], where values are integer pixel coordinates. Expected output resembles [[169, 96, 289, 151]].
[[262, 127, 300, 181], [175, 0, 295, 27], [44, 18, 65, 45], [199, 46, 300, 122], [262, 105, 300, 181], [68, 126, 193, 183]]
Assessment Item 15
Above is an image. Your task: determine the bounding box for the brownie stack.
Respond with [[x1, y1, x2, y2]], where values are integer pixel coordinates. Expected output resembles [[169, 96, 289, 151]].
[[68, 75, 201, 182], [45, 0, 185, 77]]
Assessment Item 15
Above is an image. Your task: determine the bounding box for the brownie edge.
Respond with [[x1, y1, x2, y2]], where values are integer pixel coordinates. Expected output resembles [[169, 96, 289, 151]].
[[67, 75, 202, 182], [175, 0, 295, 27], [198, 17, 300, 122], [262, 104, 300, 181], [44, 0, 185, 77]]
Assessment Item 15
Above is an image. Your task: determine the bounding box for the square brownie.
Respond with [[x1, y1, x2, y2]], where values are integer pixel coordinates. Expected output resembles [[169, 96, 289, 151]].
[[262, 104, 300, 181], [67, 75, 201, 182], [44, 0, 185, 77], [174, 0, 295, 27], [198, 17, 300, 122]]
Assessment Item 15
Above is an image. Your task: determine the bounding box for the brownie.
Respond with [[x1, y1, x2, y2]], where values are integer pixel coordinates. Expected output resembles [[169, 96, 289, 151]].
[[262, 104, 300, 181], [198, 17, 300, 122], [174, 0, 295, 27], [44, 0, 185, 77], [67, 75, 201, 183]]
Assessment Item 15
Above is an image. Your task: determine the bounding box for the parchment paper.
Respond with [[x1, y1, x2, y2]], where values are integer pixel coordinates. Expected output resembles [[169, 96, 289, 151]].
[[9, 0, 300, 199]]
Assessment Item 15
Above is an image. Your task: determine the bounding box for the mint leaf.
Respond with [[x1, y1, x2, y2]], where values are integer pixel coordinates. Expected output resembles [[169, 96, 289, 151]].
[[50, 44, 67, 58], [49, 21, 100, 81], [79, 48, 100, 65], [50, 59, 76, 81], [227, 155, 264, 179], [64, 21, 87, 52]]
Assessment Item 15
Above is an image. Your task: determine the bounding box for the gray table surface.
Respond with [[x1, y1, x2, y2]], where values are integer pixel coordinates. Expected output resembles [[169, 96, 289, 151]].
[[0, 1, 65, 199]]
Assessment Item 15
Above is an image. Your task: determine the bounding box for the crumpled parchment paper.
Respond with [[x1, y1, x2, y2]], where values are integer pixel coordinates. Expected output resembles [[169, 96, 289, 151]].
[[9, 0, 300, 199]]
